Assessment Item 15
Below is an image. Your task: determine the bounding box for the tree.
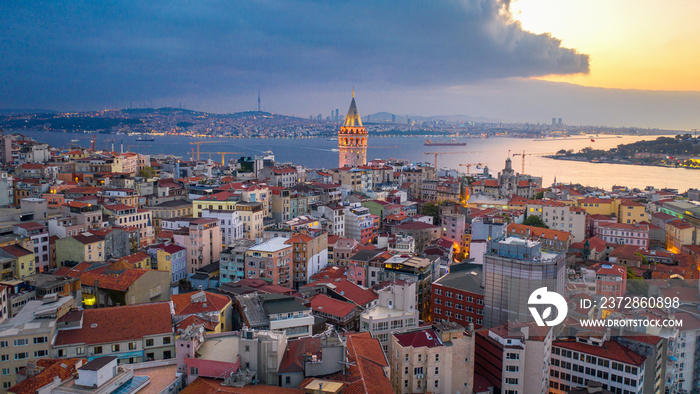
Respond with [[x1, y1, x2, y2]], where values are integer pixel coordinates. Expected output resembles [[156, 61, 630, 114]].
[[422, 202, 440, 223], [523, 215, 549, 228], [582, 239, 590, 261], [138, 167, 156, 178]]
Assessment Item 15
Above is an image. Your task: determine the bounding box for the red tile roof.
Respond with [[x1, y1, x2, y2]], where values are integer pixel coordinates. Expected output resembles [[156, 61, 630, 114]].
[[304, 279, 377, 306], [171, 291, 231, 316], [507, 223, 572, 242], [553, 339, 645, 366], [14, 222, 46, 231], [344, 332, 391, 394], [9, 358, 85, 394], [175, 315, 218, 332], [394, 329, 443, 348], [279, 337, 322, 373], [119, 251, 150, 265], [54, 302, 173, 346], [309, 294, 356, 318]]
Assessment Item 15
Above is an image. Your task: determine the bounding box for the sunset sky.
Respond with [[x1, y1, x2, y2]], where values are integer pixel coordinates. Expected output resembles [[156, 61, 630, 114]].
[[511, 0, 700, 91], [1, 0, 699, 129]]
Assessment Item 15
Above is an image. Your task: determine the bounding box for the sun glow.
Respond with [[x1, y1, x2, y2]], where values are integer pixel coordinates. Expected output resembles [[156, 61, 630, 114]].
[[510, 0, 700, 91]]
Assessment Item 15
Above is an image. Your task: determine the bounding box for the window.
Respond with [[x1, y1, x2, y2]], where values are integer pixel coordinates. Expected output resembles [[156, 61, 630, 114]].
[[76, 347, 84, 355], [146, 338, 154, 347], [505, 378, 519, 384], [1, 368, 9, 375], [14, 352, 29, 360], [163, 337, 171, 345], [34, 350, 48, 357], [129, 342, 137, 350], [435, 354, 439, 362], [506, 353, 520, 360], [506, 365, 519, 372], [190, 367, 199, 375], [33, 337, 48, 344], [112, 344, 120, 352], [14, 339, 28, 346], [94, 346, 103, 354]]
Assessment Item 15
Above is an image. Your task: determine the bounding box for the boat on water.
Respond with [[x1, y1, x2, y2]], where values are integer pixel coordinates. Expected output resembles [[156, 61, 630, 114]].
[[135, 135, 155, 142], [70, 138, 79, 143], [327, 137, 338, 141], [424, 138, 466, 146]]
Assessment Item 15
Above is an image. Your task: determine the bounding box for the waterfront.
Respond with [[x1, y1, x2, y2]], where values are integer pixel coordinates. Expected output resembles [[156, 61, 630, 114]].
[[19, 130, 696, 191]]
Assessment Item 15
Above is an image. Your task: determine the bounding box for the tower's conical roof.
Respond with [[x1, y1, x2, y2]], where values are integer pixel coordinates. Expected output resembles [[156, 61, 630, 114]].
[[344, 93, 363, 127]]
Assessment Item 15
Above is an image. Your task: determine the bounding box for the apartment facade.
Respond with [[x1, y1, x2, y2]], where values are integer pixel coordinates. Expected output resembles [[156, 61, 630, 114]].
[[361, 281, 419, 353]]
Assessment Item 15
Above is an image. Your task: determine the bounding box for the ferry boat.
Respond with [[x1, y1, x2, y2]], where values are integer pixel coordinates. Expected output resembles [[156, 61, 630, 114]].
[[424, 138, 467, 146], [70, 138, 79, 143], [135, 135, 155, 142]]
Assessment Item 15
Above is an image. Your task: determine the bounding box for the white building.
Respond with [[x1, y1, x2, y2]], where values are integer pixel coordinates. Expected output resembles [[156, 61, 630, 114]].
[[550, 335, 646, 394], [310, 204, 345, 236], [344, 203, 373, 242], [201, 209, 244, 247], [475, 322, 552, 394], [361, 281, 419, 353], [525, 201, 587, 242]]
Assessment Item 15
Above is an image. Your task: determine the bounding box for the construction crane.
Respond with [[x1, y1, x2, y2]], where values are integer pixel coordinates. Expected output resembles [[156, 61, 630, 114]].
[[511, 150, 557, 174], [424, 151, 479, 168], [199, 152, 244, 165], [189, 141, 225, 161], [458, 162, 485, 174]]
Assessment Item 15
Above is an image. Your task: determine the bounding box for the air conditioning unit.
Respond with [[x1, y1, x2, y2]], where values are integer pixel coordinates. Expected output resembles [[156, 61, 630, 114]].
[[416, 374, 424, 379]]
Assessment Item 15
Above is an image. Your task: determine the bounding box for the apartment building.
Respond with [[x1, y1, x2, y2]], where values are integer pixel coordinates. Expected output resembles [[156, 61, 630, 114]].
[[13, 222, 49, 272], [526, 200, 587, 242], [55, 233, 105, 266], [432, 262, 485, 329], [53, 302, 175, 364], [102, 203, 154, 246], [201, 208, 244, 246], [361, 281, 419, 353], [219, 239, 256, 284], [389, 323, 474, 394], [476, 322, 552, 394], [285, 231, 328, 289], [550, 336, 646, 394], [244, 237, 293, 286], [165, 217, 222, 273], [596, 222, 650, 249], [0, 295, 75, 390]]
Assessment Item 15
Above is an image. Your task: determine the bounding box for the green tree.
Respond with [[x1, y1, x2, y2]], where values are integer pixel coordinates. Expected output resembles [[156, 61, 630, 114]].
[[138, 167, 156, 178], [422, 202, 440, 223], [523, 215, 549, 228]]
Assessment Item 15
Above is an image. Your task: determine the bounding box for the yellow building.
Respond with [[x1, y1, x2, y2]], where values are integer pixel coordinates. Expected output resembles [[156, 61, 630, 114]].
[[0, 244, 35, 278], [236, 202, 265, 240], [616, 199, 647, 224], [576, 197, 615, 216], [193, 192, 237, 218], [55, 234, 105, 266]]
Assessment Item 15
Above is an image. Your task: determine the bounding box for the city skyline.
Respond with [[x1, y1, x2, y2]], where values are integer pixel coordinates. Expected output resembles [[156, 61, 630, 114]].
[[2, 1, 700, 129]]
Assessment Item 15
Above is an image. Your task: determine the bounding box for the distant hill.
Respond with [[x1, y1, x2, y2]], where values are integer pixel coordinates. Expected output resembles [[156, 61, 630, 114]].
[[0, 108, 57, 115], [363, 112, 500, 124]]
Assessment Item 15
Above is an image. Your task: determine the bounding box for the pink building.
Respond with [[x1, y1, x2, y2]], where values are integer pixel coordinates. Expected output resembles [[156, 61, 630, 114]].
[[171, 218, 223, 274], [595, 222, 649, 249], [176, 326, 240, 385], [244, 238, 293, 286]]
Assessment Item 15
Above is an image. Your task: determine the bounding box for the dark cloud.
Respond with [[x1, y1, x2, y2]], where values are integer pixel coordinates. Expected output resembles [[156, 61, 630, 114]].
[[0, 0, 589, 110]]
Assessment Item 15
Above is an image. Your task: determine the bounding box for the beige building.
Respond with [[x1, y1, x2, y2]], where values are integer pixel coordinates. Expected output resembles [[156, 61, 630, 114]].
[[236, 202, 265, 240], [149, 199, 193, 231], [102, 203, 154, 247], [361, 281, 419, 353], [389, 323, 474, 394], [285, 231, 328, 289], [0, 295, 75, 389], [55, 233, 105, 266]]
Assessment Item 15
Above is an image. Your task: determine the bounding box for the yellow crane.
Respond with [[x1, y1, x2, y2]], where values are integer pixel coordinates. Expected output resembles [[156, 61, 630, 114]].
[[458, 162, 485, 174], [189, 141, 225, 161], [424, 151, 479, 168], [511, 150, 557, 174], [200, 152, 244, 164]]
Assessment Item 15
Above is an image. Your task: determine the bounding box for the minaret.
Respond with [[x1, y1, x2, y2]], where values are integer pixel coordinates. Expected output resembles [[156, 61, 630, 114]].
[[338, 90, 368, 168]]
